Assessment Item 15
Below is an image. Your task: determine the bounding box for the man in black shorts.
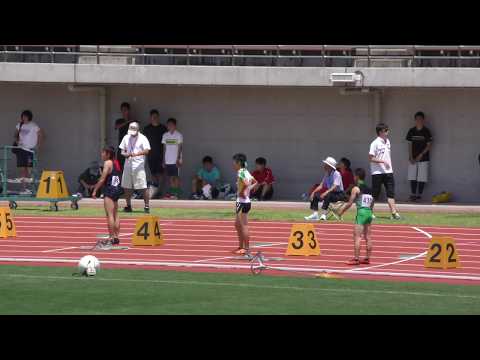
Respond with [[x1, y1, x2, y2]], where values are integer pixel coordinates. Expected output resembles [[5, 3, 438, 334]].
[[143, 109, 167, 198], [368, 123, 401, 220]]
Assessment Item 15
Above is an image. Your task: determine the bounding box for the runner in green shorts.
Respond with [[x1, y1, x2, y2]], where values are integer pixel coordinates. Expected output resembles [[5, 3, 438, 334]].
[[338, 168, 374, 265]]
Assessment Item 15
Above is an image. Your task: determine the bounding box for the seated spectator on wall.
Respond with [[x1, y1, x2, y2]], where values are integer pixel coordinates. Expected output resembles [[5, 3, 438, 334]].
[[304, 157, 345, 221], [191, 156, 221, 200], [251, 157, 275, 201], [76, 161, 103, 198], [337, 157, 355, 194]]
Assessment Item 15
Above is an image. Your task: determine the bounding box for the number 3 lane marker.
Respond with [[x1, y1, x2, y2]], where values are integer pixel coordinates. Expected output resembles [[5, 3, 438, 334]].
[[347, 227, 430, 273]]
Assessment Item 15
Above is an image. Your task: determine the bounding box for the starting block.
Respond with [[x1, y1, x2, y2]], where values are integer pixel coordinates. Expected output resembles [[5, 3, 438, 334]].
[[36, 171, 70, 199], [132, 216, 164, 246], [0, 207, 16, 238], [424, 236, 460, 269], [285, 223, 320, 256]]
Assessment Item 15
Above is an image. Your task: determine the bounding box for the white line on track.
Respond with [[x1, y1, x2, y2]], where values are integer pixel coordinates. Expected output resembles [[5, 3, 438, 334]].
[[42, 247, 78, 253], [348, 227, 431, 273], [1, 256, 480, 281]]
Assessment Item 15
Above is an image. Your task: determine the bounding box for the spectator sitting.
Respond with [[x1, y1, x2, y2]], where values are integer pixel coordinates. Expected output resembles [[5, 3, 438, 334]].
[[304, 157, 345, 221], [191, 156, 221, 200], [337, 157, 355, 195], [76, 161, 102, 198], [251, 157, 275, 201]]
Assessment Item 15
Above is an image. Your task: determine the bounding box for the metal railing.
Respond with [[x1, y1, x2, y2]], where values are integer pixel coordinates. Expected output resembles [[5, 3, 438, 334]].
[[2, 45, 480, 67]]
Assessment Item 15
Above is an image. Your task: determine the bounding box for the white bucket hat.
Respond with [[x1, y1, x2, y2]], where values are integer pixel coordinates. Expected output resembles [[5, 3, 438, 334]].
[[322, 156, 337, 170]]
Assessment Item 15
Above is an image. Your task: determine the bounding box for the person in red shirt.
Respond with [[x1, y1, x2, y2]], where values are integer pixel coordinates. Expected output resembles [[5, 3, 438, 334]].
[[337, 157, 355, 194], [251, 157, 275, 201]]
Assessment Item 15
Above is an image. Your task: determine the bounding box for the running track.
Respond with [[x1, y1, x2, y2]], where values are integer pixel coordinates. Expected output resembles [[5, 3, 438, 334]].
[[1, 216, 480, 285]]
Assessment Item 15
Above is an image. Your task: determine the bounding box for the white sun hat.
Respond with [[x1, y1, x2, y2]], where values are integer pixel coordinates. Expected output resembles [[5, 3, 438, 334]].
[[128, 122, 140, 136], [322, 156, 337, 170]]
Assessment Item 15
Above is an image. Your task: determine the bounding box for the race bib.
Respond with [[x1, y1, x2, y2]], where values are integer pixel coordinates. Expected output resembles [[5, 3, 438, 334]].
[[111, 176, 120, 187], [361, 194, 373, 208]]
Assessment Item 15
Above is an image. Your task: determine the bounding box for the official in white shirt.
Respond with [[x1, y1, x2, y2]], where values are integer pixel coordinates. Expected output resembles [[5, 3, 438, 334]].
[[119, 122, 151, 213], [368, 123, 400, 220]]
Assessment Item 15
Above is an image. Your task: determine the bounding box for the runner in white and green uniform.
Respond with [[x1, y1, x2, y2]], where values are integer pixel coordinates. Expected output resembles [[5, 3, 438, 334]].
[[338, 168, 374, 266], [232, 153, 257, 256]]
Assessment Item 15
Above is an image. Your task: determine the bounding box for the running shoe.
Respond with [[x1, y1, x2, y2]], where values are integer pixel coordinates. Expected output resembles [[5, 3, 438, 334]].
[[112, 238, 120, 245], [232, 248, 247, 255], [304, 213, 320, 221], [144, 206, 150, 214], [124, 206, 133, 213], [319, 214, 327, 221], [346, 258, 360, 265], [391, 212, 401, 220], [19, 189, 33, 195], [359, 258, 370, 265]]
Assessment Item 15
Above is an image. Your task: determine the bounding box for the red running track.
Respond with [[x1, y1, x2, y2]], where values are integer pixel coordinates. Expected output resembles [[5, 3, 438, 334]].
[[1, 216, 480, 285]]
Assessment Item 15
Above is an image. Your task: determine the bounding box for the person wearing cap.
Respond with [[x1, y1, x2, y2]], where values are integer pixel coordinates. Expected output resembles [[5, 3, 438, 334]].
[[76, 161, 103, 198], [304, 157, 345, 221], [114, 102, 135, 171], [369, 123, 401, 220], [119, 122, 151, 213]]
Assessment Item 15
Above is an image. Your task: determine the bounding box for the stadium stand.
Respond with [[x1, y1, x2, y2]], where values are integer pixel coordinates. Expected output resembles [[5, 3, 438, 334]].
[[3, 45, 480, 68]]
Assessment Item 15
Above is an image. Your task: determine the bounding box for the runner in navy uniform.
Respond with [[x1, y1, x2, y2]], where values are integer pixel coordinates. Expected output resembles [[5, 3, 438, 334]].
[[92, 146, 124, 248]]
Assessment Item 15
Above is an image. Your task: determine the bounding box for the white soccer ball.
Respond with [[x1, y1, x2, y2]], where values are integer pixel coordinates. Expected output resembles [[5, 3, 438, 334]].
[[78, 255, 100, 276]]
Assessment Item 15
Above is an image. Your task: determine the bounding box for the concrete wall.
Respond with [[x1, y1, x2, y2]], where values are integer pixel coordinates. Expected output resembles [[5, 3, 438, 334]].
[[107, 86, 480, 202], [6, 63, 480, 87], [0, 83, 479, 203], [381, 88, 480, 203], [0, 83, 101, 194]]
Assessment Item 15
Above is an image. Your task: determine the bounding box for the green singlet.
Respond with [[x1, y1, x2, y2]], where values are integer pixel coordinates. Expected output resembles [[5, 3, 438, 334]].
[[354, 180, 374, 225]]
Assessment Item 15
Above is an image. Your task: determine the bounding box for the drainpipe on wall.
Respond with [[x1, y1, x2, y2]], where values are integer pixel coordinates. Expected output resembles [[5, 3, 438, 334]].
[[67, 85, 107, 149]]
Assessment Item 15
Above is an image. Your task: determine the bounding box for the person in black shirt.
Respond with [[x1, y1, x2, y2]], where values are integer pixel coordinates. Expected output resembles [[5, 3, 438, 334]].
[[406, 111, 433, 201], [76, 161, 103, 198], [114, 102, 135, 171], [143, 109, 167, 197]]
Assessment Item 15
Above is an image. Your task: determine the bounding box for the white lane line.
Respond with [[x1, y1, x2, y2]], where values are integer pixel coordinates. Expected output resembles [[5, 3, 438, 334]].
[[42, 247, 78, 253], [412, 226, 433, 239], [1, 273, 479, 300], [348, 226, 431, 273], [192, 256, 236, 263], [2, 256, 480, 282]]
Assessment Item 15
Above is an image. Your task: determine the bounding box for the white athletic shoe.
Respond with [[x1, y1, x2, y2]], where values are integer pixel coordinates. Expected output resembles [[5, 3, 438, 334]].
[[371, 214, 376, 220], [304, 213, 320, 221], [319, 214, 327, 221], [19, 189, 33, 195], [391, 212, 401, 220]]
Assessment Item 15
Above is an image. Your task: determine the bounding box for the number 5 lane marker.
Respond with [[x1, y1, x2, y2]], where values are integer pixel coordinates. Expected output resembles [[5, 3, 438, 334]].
[[347, 227, 430, 273]]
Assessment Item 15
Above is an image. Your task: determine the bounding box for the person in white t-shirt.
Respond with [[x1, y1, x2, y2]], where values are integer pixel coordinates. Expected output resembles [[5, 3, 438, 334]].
[[161, 118, 183, 199], [119, 122, 151, 213], [13, 110, 45, 194], [368, 123, 400, 220]]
